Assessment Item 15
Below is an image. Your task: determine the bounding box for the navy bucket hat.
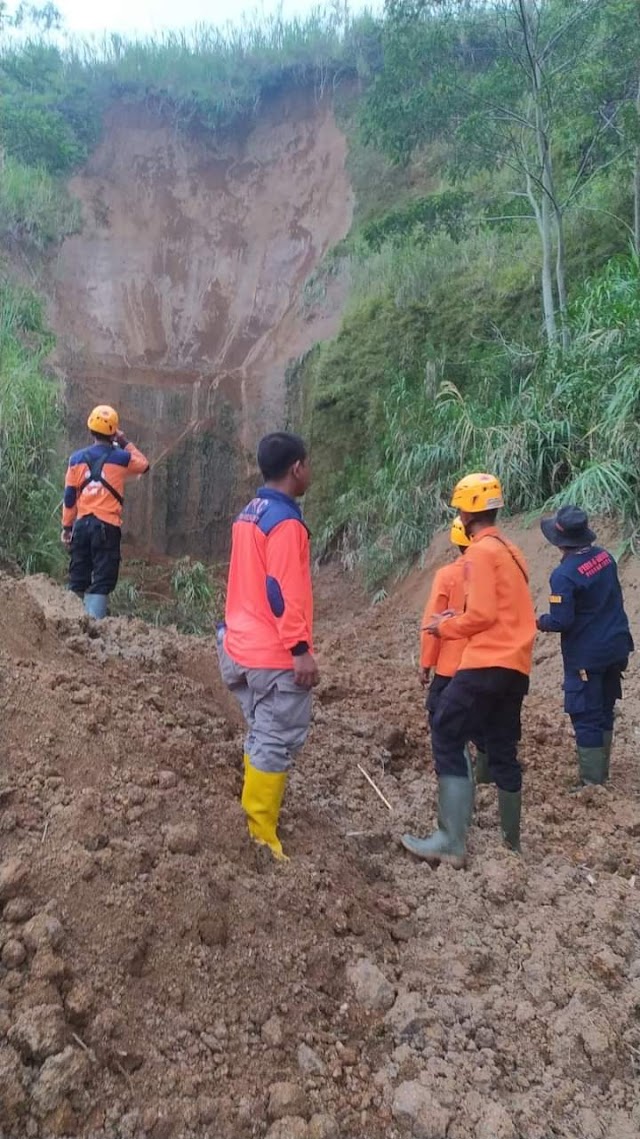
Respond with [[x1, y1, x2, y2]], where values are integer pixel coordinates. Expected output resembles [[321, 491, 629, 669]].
[[540, 505, 596, 549]]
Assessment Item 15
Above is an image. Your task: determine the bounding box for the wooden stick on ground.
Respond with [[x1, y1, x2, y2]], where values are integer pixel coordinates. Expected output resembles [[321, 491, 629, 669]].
[[357, 763, 394, 813]]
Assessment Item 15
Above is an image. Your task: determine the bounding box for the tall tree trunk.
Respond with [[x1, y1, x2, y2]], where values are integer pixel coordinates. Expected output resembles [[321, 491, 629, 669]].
[[526, 169, 557, 346], [553, 201, 570, 351], [540, 192, 558, 347], [519, 0, 560, 346]]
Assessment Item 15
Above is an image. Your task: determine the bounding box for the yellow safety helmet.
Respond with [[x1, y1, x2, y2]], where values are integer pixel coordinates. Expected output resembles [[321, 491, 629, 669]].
[[87, 405, 119, 437], [449, 515, 470, 548], [451, 472, 503, 513]]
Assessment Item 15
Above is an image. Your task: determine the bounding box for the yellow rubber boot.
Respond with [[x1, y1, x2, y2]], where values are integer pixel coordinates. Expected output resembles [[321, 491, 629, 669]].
[[241, 763, 288, 861], [243, 752, 249, 774]]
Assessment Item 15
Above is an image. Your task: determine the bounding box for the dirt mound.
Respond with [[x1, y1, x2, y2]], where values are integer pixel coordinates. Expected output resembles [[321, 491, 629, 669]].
[[1, 521, 639, 1139]]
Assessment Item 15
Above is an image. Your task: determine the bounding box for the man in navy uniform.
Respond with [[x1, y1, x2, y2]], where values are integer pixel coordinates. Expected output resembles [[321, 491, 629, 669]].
[[537, 506, 633, 785]]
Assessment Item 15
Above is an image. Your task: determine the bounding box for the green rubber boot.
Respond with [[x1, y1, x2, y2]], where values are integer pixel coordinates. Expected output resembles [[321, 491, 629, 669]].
[[602, 731, 613, 782], [498, 789, 521, 853], [576, 746, 606, 786], [401, 776, 473, 869], [475, 748, 491, 785]]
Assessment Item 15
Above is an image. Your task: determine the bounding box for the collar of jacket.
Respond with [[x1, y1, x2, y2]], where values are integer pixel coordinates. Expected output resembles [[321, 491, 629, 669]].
[[257, 486, 303, 519]]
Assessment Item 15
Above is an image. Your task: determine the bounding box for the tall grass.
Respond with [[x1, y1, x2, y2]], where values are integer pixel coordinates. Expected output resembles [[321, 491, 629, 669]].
[[316, 253, 640, 585], [0, 283, 64, 574], [3, 8, 381, 141], [0, 155, 81, 248]]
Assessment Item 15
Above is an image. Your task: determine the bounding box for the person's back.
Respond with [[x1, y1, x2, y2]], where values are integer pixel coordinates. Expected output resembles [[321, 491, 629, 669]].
[[541, 545, 631, 670], [225, 489, 313, 671], [441, 527, 536, 675], [62, 405, 149, 619], [537, 507, 634, 785], [66, 440, 148, 529]]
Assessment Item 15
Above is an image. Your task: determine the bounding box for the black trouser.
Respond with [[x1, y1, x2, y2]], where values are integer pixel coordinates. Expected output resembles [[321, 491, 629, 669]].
[[68, 515, 121, 596], [564, 659, 627, 748], [431, 667, 529, 791], [426, 673, 486, 761]]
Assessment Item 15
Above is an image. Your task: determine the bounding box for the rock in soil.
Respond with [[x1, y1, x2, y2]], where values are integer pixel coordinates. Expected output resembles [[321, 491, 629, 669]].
[[266, 1120, 309, 1139], [346, 957, 396, 1011], [392, 1081, 453, 1139], [268, 1082, 310, 1122], [165, 823, 200, 854], [8, 1005, 67, 1061], [0, 858, 27, 901], [31, 1046, 89, 1117]]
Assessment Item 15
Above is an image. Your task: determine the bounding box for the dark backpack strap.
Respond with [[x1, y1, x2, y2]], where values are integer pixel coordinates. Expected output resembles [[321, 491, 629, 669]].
[[78, 451, 124, 507], [477, 532, 529, 583]]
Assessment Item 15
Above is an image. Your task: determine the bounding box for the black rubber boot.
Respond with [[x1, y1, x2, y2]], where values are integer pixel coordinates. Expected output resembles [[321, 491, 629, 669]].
[[498, 789, 521, 852], [402, 776, 474, 869]]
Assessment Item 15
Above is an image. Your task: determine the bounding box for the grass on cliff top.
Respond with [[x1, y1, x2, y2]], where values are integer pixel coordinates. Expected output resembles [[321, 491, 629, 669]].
[[0, 6, 382, 154]]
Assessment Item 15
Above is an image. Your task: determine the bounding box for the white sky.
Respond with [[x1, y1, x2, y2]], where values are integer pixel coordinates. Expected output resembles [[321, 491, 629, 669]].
[[53, 0, 375, 37]]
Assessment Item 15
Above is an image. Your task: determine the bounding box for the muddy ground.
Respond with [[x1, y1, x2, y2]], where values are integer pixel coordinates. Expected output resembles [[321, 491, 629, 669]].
[[0, 521, 639, 1139]]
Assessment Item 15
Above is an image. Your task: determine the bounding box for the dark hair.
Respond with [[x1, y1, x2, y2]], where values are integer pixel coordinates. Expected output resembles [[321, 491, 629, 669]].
[[472, 508, 498, 525], [258, 432, 307, 480], [91, 430, 114, 443]]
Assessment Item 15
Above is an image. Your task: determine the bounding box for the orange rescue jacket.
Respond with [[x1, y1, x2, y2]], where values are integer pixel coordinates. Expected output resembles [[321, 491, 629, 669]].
[[62, 441, 149, 529], [438, 527, 536, 675], [224, 487, 313, 671], [420, 558, 467, 677]]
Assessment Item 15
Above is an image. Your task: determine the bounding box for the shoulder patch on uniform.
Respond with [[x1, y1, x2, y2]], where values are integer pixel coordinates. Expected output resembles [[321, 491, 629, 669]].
[[549, 594, 562, 604]]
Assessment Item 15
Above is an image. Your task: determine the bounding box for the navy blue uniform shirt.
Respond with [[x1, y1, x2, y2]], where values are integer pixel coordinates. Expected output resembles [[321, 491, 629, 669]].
[[537, 545, 633, 671]]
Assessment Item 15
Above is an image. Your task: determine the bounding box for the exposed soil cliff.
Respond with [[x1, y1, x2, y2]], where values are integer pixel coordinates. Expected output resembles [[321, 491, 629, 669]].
[[49, 92, 352, 558]]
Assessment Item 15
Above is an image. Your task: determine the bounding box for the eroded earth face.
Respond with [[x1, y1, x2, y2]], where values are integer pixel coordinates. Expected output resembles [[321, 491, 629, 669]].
[[49, 92, 353, 559]]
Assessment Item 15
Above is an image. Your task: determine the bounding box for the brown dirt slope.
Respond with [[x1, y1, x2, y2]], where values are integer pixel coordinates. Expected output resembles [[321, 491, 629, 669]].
[[0, 520, 639, 1139]]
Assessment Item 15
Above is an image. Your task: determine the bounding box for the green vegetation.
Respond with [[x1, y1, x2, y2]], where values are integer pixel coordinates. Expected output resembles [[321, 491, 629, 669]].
[[296, 0, 640, 585], [310, 254, 640, 583], [0, 281, 64, 573], [0, 0, 638, 595], [111, 557, 224, 634], [0, 155, 80, 248], [0, 7, 381, 156]]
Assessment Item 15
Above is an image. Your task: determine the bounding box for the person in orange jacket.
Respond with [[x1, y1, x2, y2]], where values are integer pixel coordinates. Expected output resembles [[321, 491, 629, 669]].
[[403, 473, 536, 865], [217, 431, 318, 861], [420, 515, 469, 718], [420, 516, 488, 780], [62, 405, 149, 619]]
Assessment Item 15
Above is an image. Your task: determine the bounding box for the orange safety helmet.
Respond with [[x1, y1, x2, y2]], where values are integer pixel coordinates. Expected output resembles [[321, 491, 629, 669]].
[[87, 405, 119, 437], [451, 472, 503, 513], [449, 515, 470, 548]]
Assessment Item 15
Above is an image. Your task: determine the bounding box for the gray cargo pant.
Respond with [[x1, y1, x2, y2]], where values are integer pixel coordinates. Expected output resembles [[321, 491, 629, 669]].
[[217, 636, 312, 773]]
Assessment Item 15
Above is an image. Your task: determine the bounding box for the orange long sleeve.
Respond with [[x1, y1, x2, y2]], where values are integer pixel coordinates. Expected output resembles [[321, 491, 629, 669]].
[[420, 560, 466, 675], [438, 527, 536, 675], [265, 521, 314, 653]]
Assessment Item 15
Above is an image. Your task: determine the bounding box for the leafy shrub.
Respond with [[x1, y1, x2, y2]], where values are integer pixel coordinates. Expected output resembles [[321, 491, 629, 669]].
[[0, 280, 64, 574], [360, 190, 473, 249], [0, 155, 81, 248]]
